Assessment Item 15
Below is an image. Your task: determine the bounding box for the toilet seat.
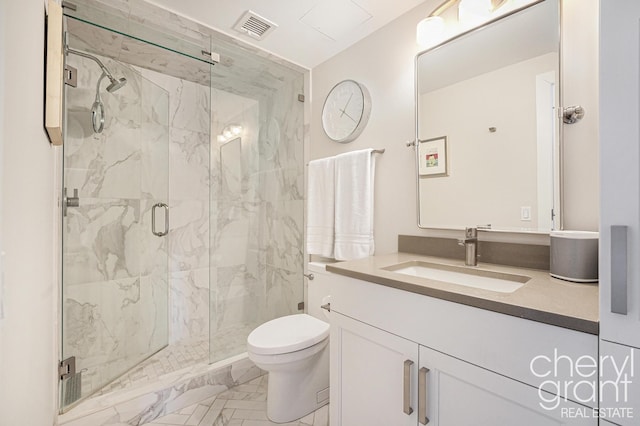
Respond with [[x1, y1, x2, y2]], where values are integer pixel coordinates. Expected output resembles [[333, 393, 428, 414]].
[[247, 314, 329, 355]]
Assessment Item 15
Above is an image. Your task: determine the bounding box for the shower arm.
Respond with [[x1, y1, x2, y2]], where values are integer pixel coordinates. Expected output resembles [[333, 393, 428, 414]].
[[65, 47, 116, 82], [95, 73, 108, 98]]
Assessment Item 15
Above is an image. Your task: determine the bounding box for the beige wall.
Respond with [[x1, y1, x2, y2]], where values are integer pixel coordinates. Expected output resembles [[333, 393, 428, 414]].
[[561, 0, 599, 232], [0, 0, 58, 424], [310, 0, 599, 253]]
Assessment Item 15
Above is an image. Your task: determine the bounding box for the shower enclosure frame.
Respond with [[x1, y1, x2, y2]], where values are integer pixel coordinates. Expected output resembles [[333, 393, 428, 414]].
[[58, 0, 306, 416]]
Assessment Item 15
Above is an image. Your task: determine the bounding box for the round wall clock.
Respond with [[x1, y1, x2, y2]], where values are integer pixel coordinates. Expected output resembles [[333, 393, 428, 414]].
[[321, 80, 372, 143]]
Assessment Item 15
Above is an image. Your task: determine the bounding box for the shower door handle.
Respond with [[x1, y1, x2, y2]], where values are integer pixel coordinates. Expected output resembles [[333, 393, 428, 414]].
[[152, 203, 169, 237]]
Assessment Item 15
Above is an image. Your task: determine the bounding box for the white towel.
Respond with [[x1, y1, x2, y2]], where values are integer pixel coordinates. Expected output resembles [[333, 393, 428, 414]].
[[306, 156, 336, 258], [334, 149, 376, 261]]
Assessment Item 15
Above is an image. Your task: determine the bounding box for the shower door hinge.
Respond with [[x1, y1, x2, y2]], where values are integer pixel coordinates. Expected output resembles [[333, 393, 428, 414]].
[[298, 94, 305, 102], [298, 302, 305, 311], [201, 50, 220, 64], [59, 356, 76, 380], [59, 356, 82, 407], [64, 65, 77, 87]]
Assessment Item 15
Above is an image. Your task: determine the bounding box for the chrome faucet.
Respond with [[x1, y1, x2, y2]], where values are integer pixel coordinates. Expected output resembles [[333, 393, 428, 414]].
[[458, 227, 478, 266]]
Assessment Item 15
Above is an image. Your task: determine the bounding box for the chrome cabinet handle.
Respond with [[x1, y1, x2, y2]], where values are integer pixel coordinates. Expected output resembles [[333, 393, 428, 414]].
[[418, 367, 430, 425], [152, 203, 169, 237], [403, 360, 414, 415], [611, 225, 628, 314]]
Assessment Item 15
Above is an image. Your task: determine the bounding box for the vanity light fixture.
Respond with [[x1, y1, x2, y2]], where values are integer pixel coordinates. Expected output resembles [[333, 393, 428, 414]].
[[416, 0, 508, 47], [217, 124, 243, 143], [458, 0, 494, 27], [416, 16, 446, 47]]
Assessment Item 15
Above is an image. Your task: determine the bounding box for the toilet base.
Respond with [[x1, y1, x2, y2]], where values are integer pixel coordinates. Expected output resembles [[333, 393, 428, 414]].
[[265, 344, 330, 423]]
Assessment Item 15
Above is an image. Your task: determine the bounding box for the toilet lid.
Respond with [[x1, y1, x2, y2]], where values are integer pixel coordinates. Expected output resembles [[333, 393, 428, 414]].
[[247, 314, 330, 355]]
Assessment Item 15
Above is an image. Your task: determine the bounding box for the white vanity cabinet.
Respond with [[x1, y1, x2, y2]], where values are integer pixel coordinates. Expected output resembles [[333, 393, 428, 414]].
[[329, 273, 598, 426], [331, 312, 418, 426], [418, 345, 594, 426]]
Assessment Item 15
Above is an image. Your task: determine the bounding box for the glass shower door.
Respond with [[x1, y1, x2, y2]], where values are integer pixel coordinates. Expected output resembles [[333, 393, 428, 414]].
[[60, 45, 169, 410]]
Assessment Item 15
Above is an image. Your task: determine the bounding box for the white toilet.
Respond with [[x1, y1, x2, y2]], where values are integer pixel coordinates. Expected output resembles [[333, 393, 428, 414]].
[[247, 262, 331, 423]]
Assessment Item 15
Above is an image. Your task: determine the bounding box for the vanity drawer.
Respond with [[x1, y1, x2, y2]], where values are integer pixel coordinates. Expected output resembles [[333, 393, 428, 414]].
[[330, 273, 598, 408]]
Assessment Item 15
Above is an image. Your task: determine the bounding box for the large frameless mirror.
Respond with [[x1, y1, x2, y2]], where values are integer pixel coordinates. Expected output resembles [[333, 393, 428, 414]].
[[415, 0, 560, 232]]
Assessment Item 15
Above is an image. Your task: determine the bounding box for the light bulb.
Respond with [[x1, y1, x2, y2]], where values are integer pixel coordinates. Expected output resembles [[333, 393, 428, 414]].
[[416, 16, 446, 47], [223, 128, 233, 139], [217, 134, 226, 143], [231, 124, 243, 135]]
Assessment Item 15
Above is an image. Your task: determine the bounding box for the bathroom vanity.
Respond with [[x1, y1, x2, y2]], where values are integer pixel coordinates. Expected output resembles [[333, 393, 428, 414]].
[[327, 253, 598, 426]]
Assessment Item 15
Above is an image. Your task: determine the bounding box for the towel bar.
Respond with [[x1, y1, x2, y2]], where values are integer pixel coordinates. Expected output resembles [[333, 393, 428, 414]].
[[306, 148, 385, 165]]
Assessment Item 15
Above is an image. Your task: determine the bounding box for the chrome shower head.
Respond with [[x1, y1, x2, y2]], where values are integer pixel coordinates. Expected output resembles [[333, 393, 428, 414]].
[[106, 77, 127, 93], [66, 47, 127, 93]]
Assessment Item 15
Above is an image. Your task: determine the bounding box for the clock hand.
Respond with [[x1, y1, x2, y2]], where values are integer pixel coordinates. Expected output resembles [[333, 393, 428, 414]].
[[340, 93, 354, 117], [339, 108, 358, 123]]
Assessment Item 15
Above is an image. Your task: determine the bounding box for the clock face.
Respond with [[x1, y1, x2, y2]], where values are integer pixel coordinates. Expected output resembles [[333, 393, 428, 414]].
[[322, 80, 371, 143]]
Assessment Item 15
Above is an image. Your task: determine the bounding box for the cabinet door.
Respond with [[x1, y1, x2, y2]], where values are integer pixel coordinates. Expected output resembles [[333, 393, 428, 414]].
[[330, 312, 418, 426], [600, 0, 640, 347], [419, 345, 596, 426]]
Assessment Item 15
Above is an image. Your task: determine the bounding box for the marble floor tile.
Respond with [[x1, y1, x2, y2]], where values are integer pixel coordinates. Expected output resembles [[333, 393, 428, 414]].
[[97, 338, 209, 395], [91, 322, 257, 399], [145, 374, 330, 426]]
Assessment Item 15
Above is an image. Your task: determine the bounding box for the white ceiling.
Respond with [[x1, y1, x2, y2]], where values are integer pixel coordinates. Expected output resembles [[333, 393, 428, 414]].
[[145, 0, 429, 69]]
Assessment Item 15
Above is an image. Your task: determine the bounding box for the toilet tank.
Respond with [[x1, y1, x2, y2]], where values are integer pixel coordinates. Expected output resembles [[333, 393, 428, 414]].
[[307, 261, 333, 321]]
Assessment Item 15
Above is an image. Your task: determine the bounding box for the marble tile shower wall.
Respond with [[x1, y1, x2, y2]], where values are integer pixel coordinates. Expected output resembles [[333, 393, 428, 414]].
[[208, 76, 305, 362], [258, 76, 305, 322], [210, 90, 261, 362]]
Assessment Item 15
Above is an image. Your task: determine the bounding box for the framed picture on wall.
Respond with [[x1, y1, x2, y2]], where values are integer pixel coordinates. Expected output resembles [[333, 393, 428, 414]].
[[418, 136, 447, 177]]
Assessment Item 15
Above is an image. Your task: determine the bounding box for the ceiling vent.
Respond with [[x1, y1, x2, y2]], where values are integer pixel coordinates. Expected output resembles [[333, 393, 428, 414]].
[[233, 10, 278, 41]]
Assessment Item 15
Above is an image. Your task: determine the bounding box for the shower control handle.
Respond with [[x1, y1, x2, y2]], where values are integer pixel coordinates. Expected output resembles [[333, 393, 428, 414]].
[[66, 188, 79, 207], [152, 203, 169, 237], [63, 187, 80, 217]]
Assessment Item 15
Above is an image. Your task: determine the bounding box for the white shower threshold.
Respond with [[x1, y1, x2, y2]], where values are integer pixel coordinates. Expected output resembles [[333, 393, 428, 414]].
[[58, 350, 263, 426]]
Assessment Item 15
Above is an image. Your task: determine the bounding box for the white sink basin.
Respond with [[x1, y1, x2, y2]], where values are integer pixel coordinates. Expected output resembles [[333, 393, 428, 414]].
[[383, 261, 530, 293]]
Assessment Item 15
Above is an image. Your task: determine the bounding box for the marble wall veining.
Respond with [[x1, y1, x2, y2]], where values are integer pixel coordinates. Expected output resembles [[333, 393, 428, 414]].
[[258, 74, 306, 322], [208, 71, 305, 363]]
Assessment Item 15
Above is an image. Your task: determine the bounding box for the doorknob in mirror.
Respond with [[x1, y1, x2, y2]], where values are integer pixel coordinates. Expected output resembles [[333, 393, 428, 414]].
[[563, 105, 585, 124]]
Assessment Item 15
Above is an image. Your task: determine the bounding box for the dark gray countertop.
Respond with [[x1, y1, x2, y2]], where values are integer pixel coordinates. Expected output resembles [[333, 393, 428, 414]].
[[326, 252, 599, 335]]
